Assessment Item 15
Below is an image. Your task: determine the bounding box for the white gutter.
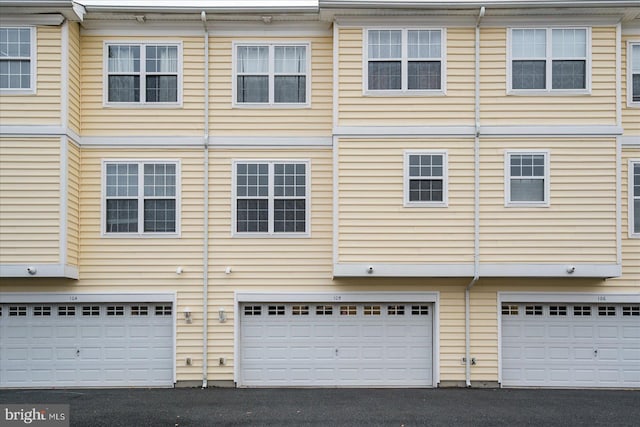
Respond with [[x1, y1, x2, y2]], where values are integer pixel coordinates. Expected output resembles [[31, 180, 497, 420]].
[[320, 1, 640, 8], [80, 1, 319, 14], [465, 5, 484, 389], [201, 10, 210, 389]]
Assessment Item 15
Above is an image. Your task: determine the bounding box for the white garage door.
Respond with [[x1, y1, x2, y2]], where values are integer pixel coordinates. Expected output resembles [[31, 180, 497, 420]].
[[0, 302, 174, 388], [239, 302, 433, 387], [501, 303, 640, 388]]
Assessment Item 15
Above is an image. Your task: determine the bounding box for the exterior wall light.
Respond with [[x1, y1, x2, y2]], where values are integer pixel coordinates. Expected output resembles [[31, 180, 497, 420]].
[[184, 307, 192, 324]]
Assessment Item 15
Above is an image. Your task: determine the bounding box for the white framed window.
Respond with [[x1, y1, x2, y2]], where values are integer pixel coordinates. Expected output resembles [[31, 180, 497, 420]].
[[404, 150, 448, 207], [505, 150, 550, 207], [102, 160, 180, 237], [631, 160, 640, 238], [232, 160, 310, 237], [628, 42, 640, 107], [0, 27, 36, 94], [104, 42, 181, 105], [508, 28, 590, 93], [234, 42, 310, 106], [364, 28, 445, 94]]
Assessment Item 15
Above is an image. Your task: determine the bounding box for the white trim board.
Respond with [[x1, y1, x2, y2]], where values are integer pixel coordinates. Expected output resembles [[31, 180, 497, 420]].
[[334, 263, 475, 277], [479, 263, 621, 278], [498, 292, 640, 304], [0, 264, 78, 279], [0, 292, 176, 304]]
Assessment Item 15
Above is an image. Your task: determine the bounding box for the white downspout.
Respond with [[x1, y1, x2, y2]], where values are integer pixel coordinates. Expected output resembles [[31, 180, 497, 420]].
[[201, 10, 210, 389], [466, 5, 485, 389]]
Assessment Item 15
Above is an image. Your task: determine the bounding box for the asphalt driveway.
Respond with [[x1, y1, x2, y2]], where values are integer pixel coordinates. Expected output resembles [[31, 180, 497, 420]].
[[1, 387, 639, 427]]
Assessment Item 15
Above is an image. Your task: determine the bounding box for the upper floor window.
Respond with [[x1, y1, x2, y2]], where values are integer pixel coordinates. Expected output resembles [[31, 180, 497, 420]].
[[631, 160, 639, 238], [234, 43, 309, 106], [505, 151, 550, 207], [365, 28, 444, 94], [404, 151, 448, 207], [105, 43, 180, 105], [103, 161, 180, 236], [0, 27, 35, 93], [629, 42, 640, 106], [233, 161, 309, 236], [509, 28, 589, 93]]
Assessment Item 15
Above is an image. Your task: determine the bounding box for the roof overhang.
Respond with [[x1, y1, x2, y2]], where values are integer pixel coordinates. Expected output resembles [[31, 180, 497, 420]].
[[0, 1, 86, 22]]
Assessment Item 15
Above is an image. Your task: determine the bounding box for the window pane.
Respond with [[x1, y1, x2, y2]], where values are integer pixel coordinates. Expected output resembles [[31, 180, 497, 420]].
[[408, 30, 441, 58], [552, 60, 585, 89], [237, 163, 268, 198], [144, 199, 176, 232], [236, 199, 268, 233], [368, 61, 401, 90], [146, 75, 177, 102], [274, 76, 306, 103], [274, 163, 306, 197], [237, 76, 268, 103], [409, 179, 443, 202], [106, 199, 138, 233], [274, 46, 306, 73], [108, 45, 140, 73], [274, 199, 306, 233], [511, 179, 544, 202], [0, 59, 30, 89], [552, 29, 586, 58], [106, 163, 138, 197], [108, 75, 140, 102], [409, 154, 444, 178], [368, 30, 401, 59], [632, 45, 640, 72], [632, 74, 640, 103], [0, 28, 30, 58], [146, 45, 178, 73], [512, 29, 546, 59], [237, 46, 268, 73], [408, 61, 441, 90], [512, 60, 546, 89], [634, 199, 640, 234], [144, 163, 176, 197]]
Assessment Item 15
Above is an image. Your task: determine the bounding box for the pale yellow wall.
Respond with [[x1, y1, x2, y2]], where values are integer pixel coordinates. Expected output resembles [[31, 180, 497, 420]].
[[337, 138, 475, 264], [68, 22, 81, 135], [0, 26, 62, 125], [480, 27, 617, 126], [66, 141, 80, 267], [0, 137, 60, 263], [480, 138, 617, 263], [80, 36, 205, 136], [210, 36, 333, 136], [337, 27, 475, 127], [622, 36, 640, 135]]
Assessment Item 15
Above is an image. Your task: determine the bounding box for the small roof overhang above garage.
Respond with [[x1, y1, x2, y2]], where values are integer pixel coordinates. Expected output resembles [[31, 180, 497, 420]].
[[0, 264, 79, 280]]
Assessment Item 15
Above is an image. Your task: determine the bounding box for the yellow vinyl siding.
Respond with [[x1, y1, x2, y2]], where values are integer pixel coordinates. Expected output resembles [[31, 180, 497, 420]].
[[337, 27, 475, 127], [66, 141, 80, 267], [0, 137, 60, 263], [80, 36, 205, 136], [480, 27, 617, 125], [622, 36, 640, 134], [68, 22, 81, 134], [0, 26, 61, 125], [337, 138, 475, 264], [480, 138, 617, 263], [209, 36, 333, 136]]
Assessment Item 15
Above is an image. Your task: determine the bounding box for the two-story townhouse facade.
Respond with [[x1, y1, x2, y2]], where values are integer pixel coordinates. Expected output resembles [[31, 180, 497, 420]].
[[0, 0, 638, 389]]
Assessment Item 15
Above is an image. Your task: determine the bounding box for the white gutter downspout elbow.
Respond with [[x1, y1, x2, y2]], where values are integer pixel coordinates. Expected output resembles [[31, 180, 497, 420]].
[[201, 10, 210, 389], [466, 5, 485, 389]]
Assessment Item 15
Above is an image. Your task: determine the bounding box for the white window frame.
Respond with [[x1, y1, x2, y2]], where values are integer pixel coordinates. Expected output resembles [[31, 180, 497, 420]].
[[363, 27, 446, 96], [231, 159, 311, 238], [507, 27, 591, 95], [630, 159, 640, 238], [504, 150, 550, 208], [627, 41, 640, 108], [403, 150, 448, 208], [232, 41, 311, 108], [103, 41, 183, 107], [101, 159, 181, 238], [0, 26, 36, 95]]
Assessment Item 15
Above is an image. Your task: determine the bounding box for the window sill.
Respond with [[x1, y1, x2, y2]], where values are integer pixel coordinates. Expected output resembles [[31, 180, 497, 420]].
[[403, 202, 448, 208], [0, 88, 36, 96], [103, 102, 183, 109], [232, 232, 311, 239], [233, 102, 311, 109], [364, 90, 445, 97], [101, 233, 181, 238], [505, 202, 550, 208], [507, 89, 591, 96]]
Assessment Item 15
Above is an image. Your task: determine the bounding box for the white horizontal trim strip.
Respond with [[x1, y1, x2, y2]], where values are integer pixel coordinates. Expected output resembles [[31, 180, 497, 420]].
[[622, 26, 640, 36], [499, 292, 640, 304], [236, 291, 439, 303], [481, 15, 623, 27], [334, 16, 475, 27], [621, 135, 640, 146], [479, 263, 622, 278], [83, 0, 318, 13], [81, 136, 204, 147], [0, 14, 65, 26], [480, 125, 623, 137], [334, 263, 474, 277], [0, 292, 175, 304], [209, 136, 332, 147], [0, 264, 78, 279], [335, 126, 476, 137], [0, 125, 65, 136]]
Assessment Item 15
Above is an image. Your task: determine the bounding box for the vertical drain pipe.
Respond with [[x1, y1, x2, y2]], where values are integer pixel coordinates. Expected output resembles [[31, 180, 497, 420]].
[[201, 10, 210, 389], [466, 5, 485, 389]]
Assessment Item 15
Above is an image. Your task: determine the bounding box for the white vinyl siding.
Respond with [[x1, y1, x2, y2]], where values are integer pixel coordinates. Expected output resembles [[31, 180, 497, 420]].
[[631, 160, 640, 238], [629, 42, 640, 106], [404, 151, 448, 207], [364, 28, 445, 95], [0, 27, 35, 94], [505, 150, 550, 207], [508, 28, 590, 94]]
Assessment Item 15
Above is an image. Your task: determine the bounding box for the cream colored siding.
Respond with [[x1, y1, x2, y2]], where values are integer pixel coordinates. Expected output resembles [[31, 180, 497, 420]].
[[337, 27, 475, 127], [79, 148, 205, 380], [480, 27, 617, 125], [337, 138, 475, 264], [209, 36, 333, 136], [623, 36, 640, 134], [68, 22, 81, 134], [80, 36, 205, 136], [480, 138, 617, 263], [0, 26, 61, 125], [66, 141, 80, 267], [0, 138, 60, 263]]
